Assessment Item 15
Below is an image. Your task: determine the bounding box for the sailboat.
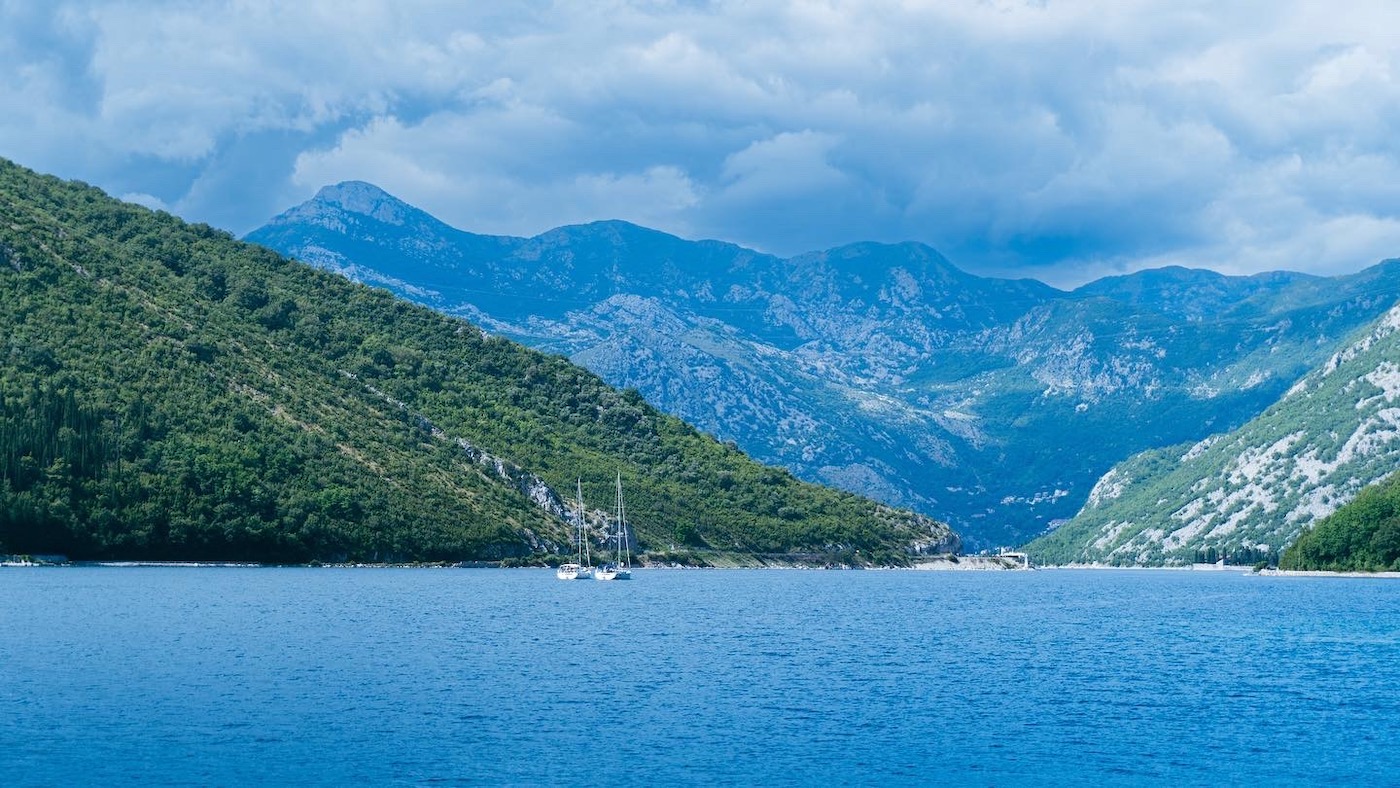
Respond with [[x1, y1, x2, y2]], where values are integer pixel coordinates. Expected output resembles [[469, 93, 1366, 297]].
[[595, 471, 633, 581], [556, 479, 593, 580]]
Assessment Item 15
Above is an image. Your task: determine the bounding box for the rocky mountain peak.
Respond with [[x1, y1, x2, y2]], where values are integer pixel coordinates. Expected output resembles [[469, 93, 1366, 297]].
[[309, 181, 418, 226]]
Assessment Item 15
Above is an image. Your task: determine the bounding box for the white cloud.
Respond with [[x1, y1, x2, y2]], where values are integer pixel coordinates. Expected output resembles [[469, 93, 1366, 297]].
[[1, 0, 1398, 281], [719, 131, 847, 202], [119, 192, 169, 212], [292, 114, 701, 237]]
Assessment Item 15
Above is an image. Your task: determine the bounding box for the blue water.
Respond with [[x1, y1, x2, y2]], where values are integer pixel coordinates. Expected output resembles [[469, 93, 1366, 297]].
[[2, 568, 1398, 786]]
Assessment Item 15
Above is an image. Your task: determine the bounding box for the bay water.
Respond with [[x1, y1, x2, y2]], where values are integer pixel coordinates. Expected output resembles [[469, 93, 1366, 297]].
[[3, 567, 1397, 785]]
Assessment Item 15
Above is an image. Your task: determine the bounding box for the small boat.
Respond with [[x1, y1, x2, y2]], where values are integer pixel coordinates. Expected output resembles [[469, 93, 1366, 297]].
[[595, 472, 633, 581], [557, 479, 593, 580], [555, 562, 588, 580]]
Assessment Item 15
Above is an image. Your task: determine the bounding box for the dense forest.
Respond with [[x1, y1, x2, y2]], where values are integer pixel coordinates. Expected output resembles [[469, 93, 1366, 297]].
[[0, 158, 954, 564], [1281, 473, 1400, 571]]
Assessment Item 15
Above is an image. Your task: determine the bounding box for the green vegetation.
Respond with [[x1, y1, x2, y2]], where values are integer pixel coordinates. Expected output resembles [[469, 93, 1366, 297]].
[[1027, 301, 1400, 566], [1190, 545, 1279, 568], [1024, 442, 1194, 566], [1281, 473, 1400, 571], [0, 157, 953, 564]]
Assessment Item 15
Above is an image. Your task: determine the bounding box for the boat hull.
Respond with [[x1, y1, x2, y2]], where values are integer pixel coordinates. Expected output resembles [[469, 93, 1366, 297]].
[[594, 565, 631, 581], [556, 563, 593, 580]]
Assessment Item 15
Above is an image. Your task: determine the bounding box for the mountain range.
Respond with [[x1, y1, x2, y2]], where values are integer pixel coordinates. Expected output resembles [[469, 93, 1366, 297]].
[[249, 182, 1400, 548], [0, 157, 954, 564]]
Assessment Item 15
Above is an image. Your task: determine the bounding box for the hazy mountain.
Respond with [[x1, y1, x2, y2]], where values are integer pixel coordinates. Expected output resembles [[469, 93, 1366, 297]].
[[1072, 266, 1320, 320], [249, 182, 1400, 548], [1029, 304, 1400, 565], [0, 158, 955, 564]]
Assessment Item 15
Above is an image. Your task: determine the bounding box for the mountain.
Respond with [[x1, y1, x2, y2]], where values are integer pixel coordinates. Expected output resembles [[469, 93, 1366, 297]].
[[1280, 470, 1400, 571], [1028, 304, 1400, 565], [1072, 265, 1320, 320], [0, 158, 955, 564], [248, 182, 1400, 548]]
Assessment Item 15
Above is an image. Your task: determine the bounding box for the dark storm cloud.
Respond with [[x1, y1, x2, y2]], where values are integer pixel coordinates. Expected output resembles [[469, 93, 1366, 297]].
[[2, 1, 1398, 285]]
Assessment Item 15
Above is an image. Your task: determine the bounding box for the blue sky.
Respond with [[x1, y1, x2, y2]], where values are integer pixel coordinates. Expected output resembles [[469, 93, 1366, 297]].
[[2, 1, 1398, 286]]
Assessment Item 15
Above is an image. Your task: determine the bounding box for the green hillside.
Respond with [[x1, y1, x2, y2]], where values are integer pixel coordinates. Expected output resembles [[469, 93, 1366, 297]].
[[0, 158, 955, 564], [1281, 472, 1400, 571], [1027, 302, 1400, 566]]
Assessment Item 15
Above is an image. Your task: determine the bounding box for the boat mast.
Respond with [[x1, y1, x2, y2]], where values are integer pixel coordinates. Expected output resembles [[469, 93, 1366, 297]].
[[576, 478, 590, 567], [615, 470, 629, 568]]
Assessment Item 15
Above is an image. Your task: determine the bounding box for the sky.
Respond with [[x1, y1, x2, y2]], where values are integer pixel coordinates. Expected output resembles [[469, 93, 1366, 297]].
[[2, 0, 1398, 287]]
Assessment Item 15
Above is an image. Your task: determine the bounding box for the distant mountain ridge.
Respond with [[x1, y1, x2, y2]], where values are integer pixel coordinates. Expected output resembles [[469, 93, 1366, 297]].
[[249, 182, 1400, 547]]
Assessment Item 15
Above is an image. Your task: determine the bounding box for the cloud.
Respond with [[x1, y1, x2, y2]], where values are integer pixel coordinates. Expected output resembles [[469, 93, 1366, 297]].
[[719, 131, 847, 201], [291, 114, 702, 237], [118, 191, 169, 212], [1, 0, 1399, 282]]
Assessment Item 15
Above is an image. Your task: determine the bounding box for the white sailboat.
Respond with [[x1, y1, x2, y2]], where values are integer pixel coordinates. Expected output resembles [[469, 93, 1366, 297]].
[[556, 478, 593, 580], [595, 471, 633, 581]]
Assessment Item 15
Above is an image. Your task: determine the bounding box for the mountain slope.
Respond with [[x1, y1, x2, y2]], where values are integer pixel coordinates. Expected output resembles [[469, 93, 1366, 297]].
[[248, 182, 1400, 548], [0, 158, 955, 564], [1280, 470, 1400, 571], [1029, 304, 1400, 565]]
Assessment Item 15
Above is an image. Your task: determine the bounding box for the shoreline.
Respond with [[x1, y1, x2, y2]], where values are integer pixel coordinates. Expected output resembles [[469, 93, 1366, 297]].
[[1260, 568, 1400, 579], [6, 557, 1398, 577], [7, 557, 1022, 571], [1039, 563, 1251, 572]]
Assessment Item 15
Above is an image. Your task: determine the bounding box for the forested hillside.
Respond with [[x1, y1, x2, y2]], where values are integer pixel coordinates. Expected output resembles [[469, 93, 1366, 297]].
[[1281, 472, 1400, 571], [0, 158, 955, 564]]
